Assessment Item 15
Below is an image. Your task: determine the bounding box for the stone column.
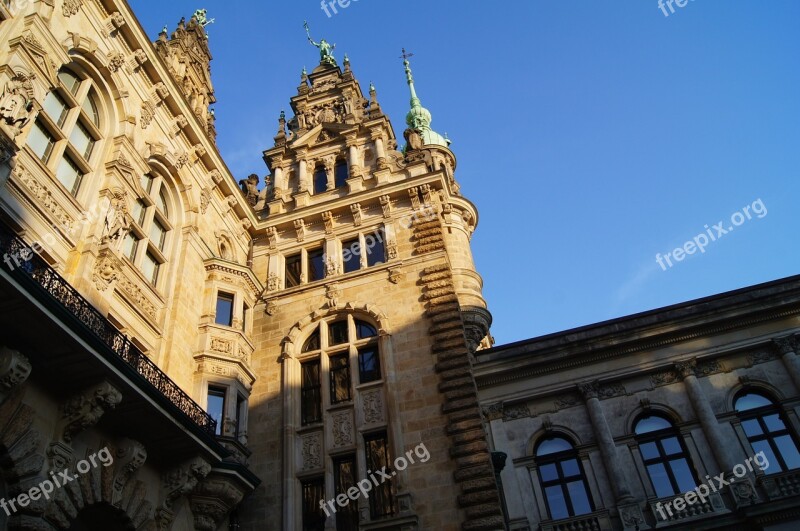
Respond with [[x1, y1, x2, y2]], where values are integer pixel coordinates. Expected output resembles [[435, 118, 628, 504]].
[[372, 132, 387, 169], [297, 158, 309, 192], [578, 381, 634, 503], [773, 336, 800, 391], [675, 359, 735, 472]]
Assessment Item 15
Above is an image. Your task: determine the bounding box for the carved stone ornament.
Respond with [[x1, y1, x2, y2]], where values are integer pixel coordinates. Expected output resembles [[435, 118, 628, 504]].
[[113, 439, 148, 504], [265, 299, 278, 316], [481, 403, 503, 421], [266, 226, 278, 249], [332, 411, 353, 447], [0, 73, 35, 134], [93, 251, 121, 291], [577, 380, 600, 400], [386, 239, 398, 260], [161, 456, 212, 515], [294, 219, 306, 242], [140, 100, 155, 129], [675, 359, 698, 380], [324, 256, 340, 277], [350, 203, 362, 226], [107, 52, 126, 73], [325, 283, 342, 308], [62, 0, 82, 17], [362, 389, 384, 424], [200, 188, 211, 214], [101, 189, 131, 249], [773, 336, 797, 355], [0, 347, 32, 399], [301, 432, 323, 470], [388, 267, 402, 285], [322, 211, 334, 233], [379, 195, 391, 218], [61, 381, 123, 442]]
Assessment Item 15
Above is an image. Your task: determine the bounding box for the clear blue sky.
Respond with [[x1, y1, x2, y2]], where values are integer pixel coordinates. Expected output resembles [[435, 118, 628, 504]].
[[130, 0, 800, 345]]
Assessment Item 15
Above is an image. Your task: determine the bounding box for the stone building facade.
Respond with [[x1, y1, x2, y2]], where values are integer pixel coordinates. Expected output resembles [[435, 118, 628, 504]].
[[1, 2, 799, 531]]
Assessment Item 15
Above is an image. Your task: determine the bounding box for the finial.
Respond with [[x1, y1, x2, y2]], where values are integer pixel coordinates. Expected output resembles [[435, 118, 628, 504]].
[[369, 81, 376, 93], [280, 110, 286, 121], [161, 24, 168, 34]]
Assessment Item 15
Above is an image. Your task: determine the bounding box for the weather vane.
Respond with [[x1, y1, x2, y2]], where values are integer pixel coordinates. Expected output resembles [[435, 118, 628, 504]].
[[400, 48, 414, 62]]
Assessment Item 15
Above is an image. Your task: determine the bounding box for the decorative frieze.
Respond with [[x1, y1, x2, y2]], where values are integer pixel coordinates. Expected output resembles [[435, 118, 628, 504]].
[[300, 432, 323, 471]]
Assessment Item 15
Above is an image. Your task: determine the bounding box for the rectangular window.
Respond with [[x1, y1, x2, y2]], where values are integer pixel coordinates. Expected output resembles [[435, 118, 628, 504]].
[[358, 345, 381, 383], [141, 251, 160, 286], [149, 219, 167, 251], [342, 238, 361, 273], [27, 121, 55, 162], [207, 386, 226, 436], [235, 394, 246, 438], [122, 233, 139, 262], [301, 360, 322, 425], [333, 455, 359, 531], [215, 292, 234, 327], [308, 248, 325, 282], [55, 156, 83, 196], [329, 320, 349, 346], [141, 173, 154, 193], [329, 354, 351, 404], [365, 230, 386, 267], [132, 199, 147, 226], [364, 432, 395, 519], [301, 477, 326, 531], [285, 253, 302, 288], [42, 92, 68, 127], [69, 122, 95, 160]]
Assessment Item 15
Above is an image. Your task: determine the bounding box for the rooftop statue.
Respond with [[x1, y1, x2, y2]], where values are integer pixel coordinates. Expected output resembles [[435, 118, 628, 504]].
[[304, 21, 337, 67], [193, 9, 215, 27]]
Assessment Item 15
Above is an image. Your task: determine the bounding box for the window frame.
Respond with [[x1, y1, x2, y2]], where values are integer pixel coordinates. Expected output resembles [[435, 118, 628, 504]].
[[633, 414, 699, 498], [735, 391, 800, 475], [215, 291, 235, 327], [534, 435, 595, 521], [206, 385, 227, 437], [364, 431, 396, 519]]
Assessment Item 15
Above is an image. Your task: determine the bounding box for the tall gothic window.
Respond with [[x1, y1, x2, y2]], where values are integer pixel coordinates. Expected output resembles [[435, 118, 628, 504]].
[[122, 172, 173, 287], [634, 414, 698, 498], [535, 436, 594, 520], [28, 67, 103, 197], [735, 391, 800, 474]]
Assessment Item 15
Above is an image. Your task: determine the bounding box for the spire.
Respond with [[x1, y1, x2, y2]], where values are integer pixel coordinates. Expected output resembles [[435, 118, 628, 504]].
[[401, 49, 450, 148]]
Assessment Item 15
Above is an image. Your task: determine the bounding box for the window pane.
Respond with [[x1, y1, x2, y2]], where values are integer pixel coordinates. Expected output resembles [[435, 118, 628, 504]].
[[149, 219, 167, 251], [560, 459, 580, 478], [639, 441, 660, 461], [122, 233, 138, 261], [647, 462, 675, 498], [329, 354, 351, 403], [539, 463, 558, 482], [157, 190, 168, 216], [207, 387, 225, 436], [545, 485, 569, 520], [333, 456, 358, 531], [763, 414, 786, 433], [635, 415, 673, 435], [365, 230, 385, 267], [774, 435, 800, 470], [741, 419, 764, 437], [43, 92, 69, 127], [141, 173, 154, 193], [358, 346, 381, 383], [329, 321, 348, 345], [286, 254, 302, 287], [364, 433, 394, 518], [536, 437, 573, 457], [751, 440, 781, 475], [661, 437, 682, 456], [82, 89, 99, 126], [301, 478, 326, 531], [735, 393, 773, 412], [669, 458, 697, 493], [141, 252, 160, 286], [69, 121, 94, 160], [342, 239, 361, 273], [356, 320, 377, 339], [215, 292, 234, 327], [334, 160, 348, 188], [566, 480, 593, 516], [55, 156, 83, 195], [27, 121, 55, 162], [301, 360, 322, 425], [132, 199, 146, 226], [302, 330, 320, 352], [313, 167, 327, 194], [308, 248, 325, 282], [58, 70, 80, 95]]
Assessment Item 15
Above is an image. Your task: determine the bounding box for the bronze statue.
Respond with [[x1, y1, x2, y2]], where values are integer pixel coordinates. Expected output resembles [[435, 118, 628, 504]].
[[304, 21, 336, 67]]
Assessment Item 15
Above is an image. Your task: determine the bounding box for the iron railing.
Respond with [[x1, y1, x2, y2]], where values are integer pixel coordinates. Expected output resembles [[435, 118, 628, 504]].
[[0, 220, 217, 435]]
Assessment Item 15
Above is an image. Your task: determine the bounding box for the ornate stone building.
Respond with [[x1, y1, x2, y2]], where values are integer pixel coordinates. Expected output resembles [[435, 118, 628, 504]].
[[1, 2, 799, 531]]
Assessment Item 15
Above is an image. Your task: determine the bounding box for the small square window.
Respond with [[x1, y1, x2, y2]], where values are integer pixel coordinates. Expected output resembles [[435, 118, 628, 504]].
[[329, 320, 348, 346], [215, 292, 234, 327], [358, 346, 381, 383]]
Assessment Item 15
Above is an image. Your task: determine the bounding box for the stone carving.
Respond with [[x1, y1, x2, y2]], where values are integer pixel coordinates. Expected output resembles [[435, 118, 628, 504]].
[[62, 0, 82, 17], [113, 439, 147, 504], [106, 12, 126, 34], [13, 166, 73, 231], [695, 359, 723, 377], [408, 188, 421, 210], [598, 383, 627, 400], [266, 227, 278, 249], [555, 393, 581, 409], [117, 277, 158, 318], [388, 268, 402, 284], [773, 336, 796, 355], [107, 52, 126, 72], [322, 211, 334, 234], [379, 195, 392, 218], [102, 189, 130, 249], [577, 381, 600, 400], [675, 359, 698, 379], [200, 188, 211, 214], [140, 100, 155, 129], [265, 300, 278, 316], [482, 403, 503, 421], [93, 252, 120, 291], [731, 478, 759, 506], [748, 350, 777, 366], [0, 347, 32, 401], [61, 381, 123, 442], [324, 256, 340, 277], [175, 151, 190, 169], [238, 174, 260, 206], [0, 73, 35, 134], [294, 219, 306, 242], [404, 128, 423, 151], [503, 403, 530, 421], [650, 369, 679, 387], [210, 338, 233, 354], [332, 411, 353, 447], [301, 432, 323, 470], [386, 239, 398, 260], [350, 203, 362, 226], [362, 389, 384, 424], [160, 456, 212, 525], [325, 283, 341, 307], [267, 273, 280, 292]]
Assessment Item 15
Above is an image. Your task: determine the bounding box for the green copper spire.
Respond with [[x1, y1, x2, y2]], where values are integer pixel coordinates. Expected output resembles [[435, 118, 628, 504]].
[[401, 49, 450, 148]]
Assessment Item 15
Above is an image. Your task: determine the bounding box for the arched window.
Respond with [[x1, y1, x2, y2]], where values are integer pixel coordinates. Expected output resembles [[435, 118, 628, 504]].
[[313, 164, 328, 195], [27, 67, 103, 198], [634, 414, 698, 498], [122, 172, 173, 287], [334, 159, 348, 188], [299, 316, 382, 426], [535, 435, 594, 520], [735, 391, 800, 475]]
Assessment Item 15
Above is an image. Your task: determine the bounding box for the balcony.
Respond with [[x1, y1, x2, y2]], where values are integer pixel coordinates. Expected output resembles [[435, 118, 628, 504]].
[[540, 510, 612, 531], [0, 217, 217, 435]]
